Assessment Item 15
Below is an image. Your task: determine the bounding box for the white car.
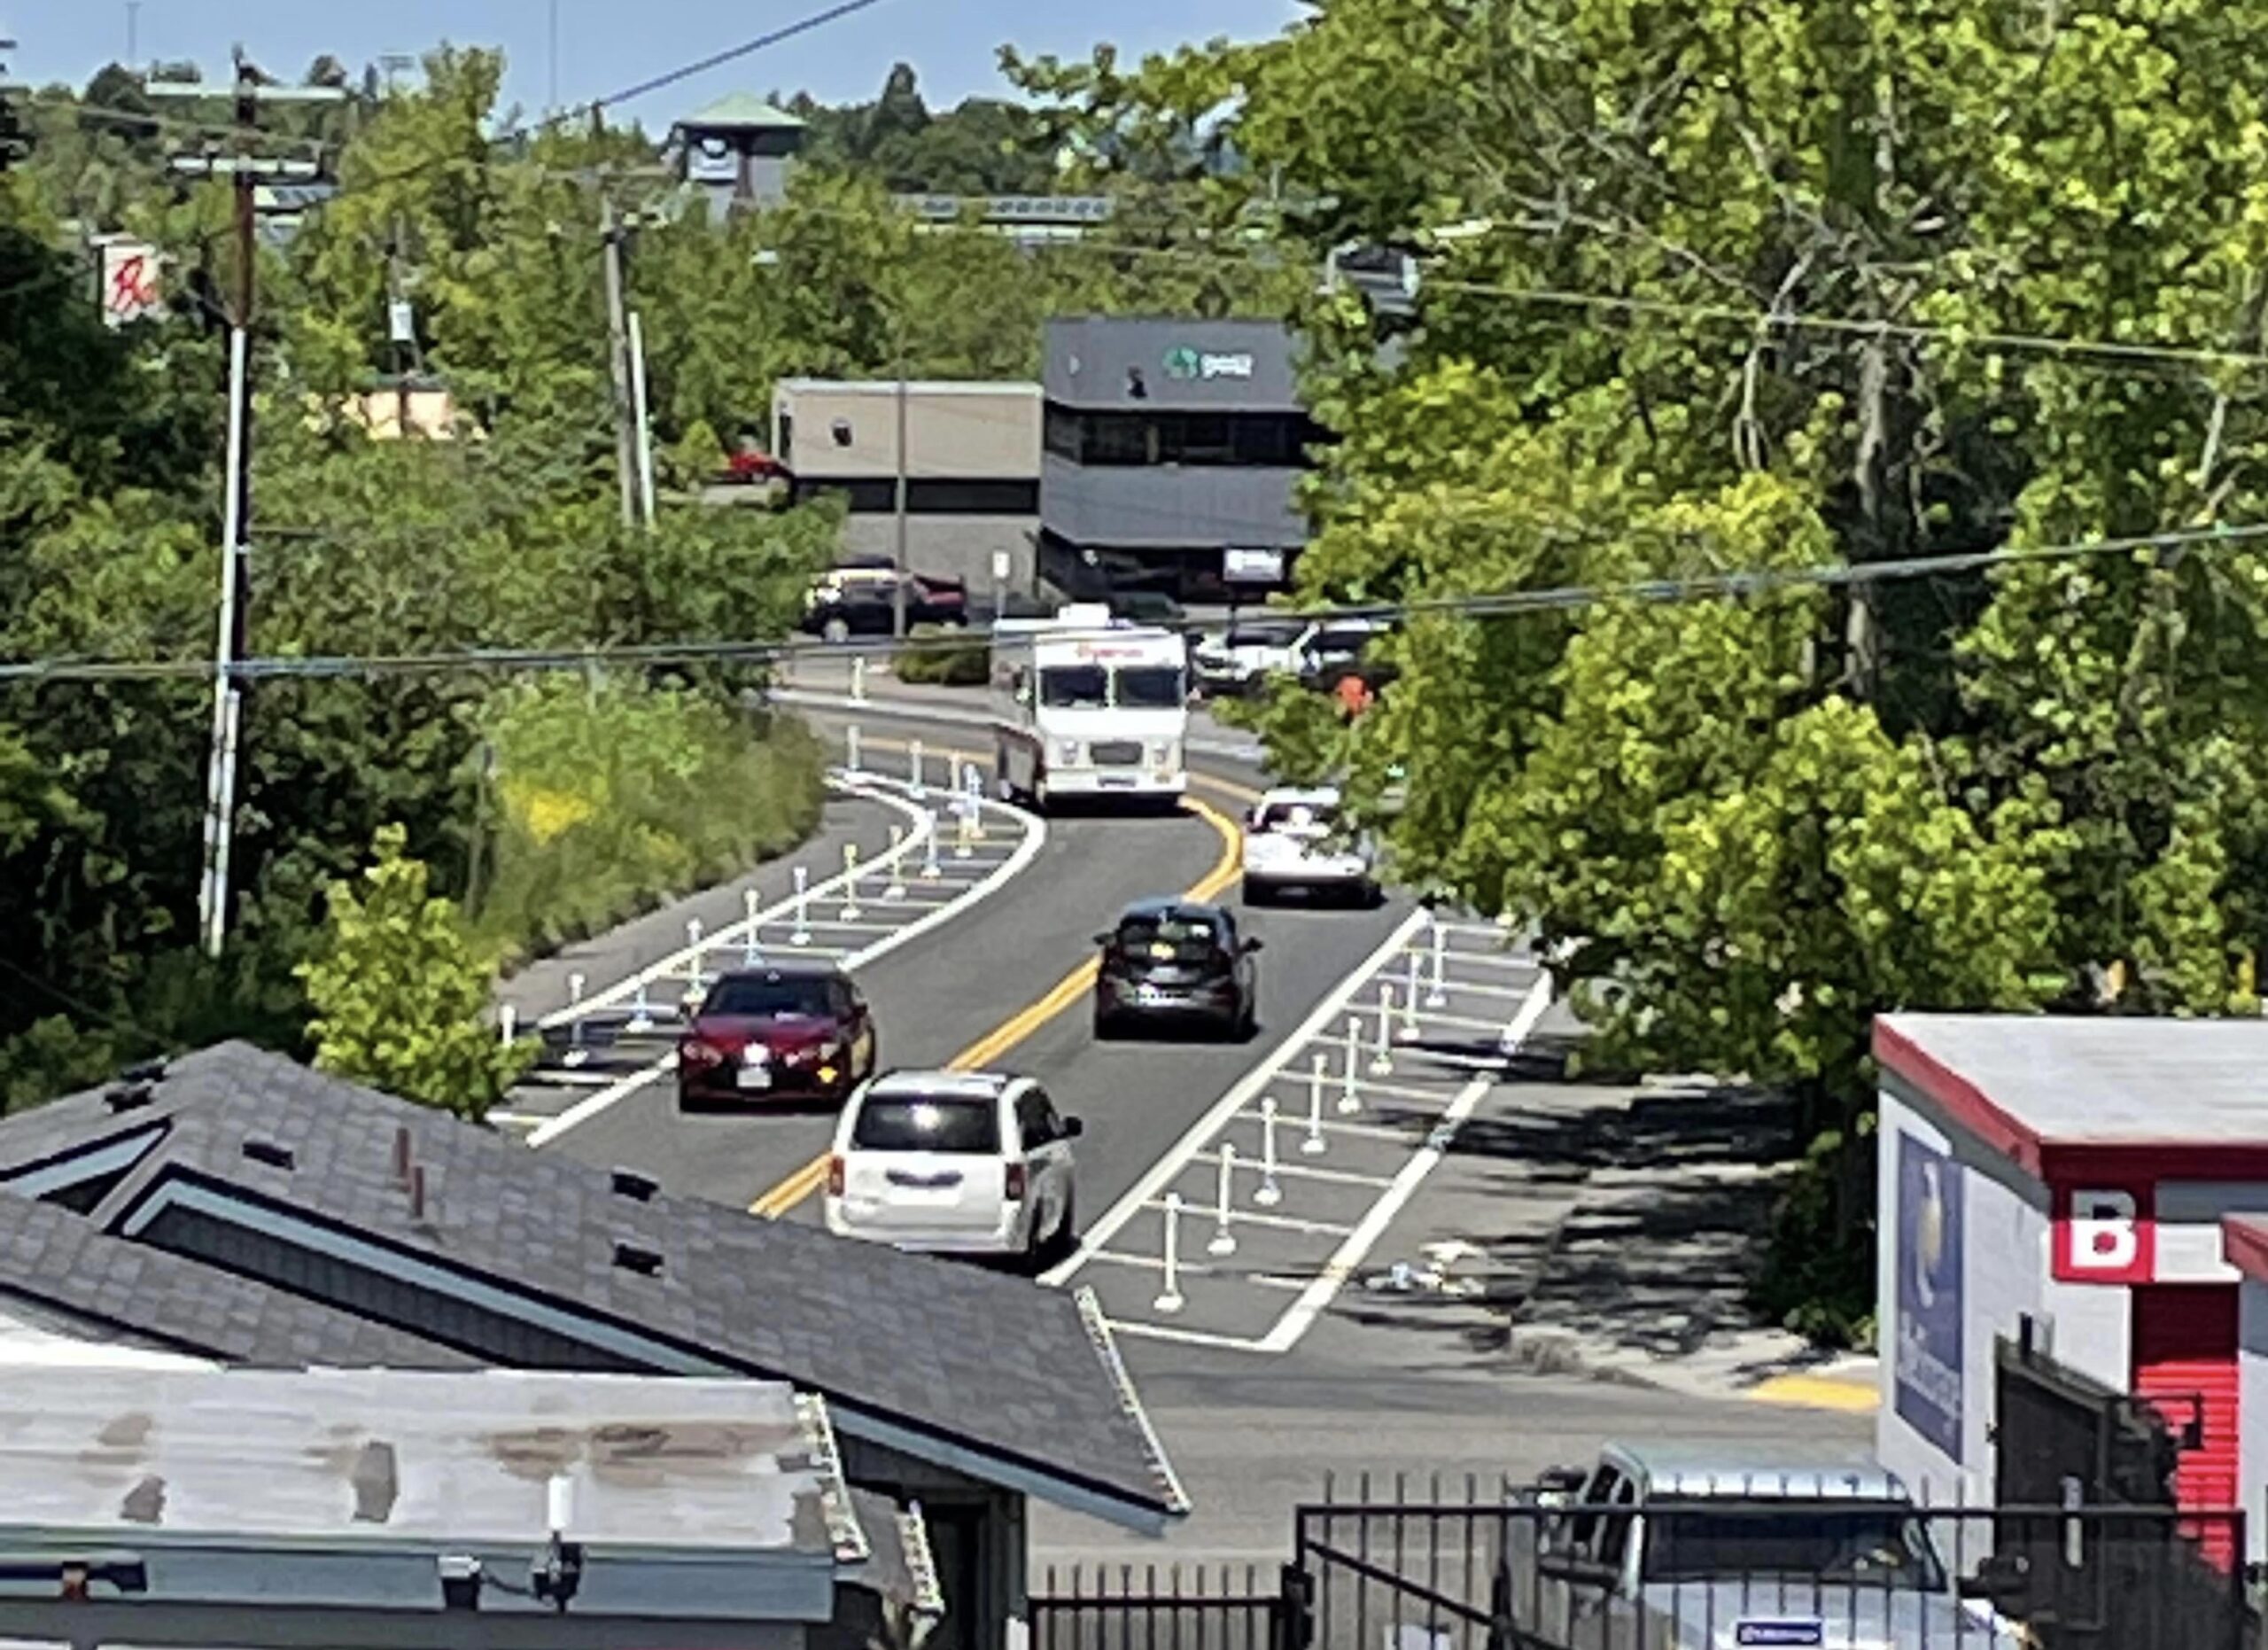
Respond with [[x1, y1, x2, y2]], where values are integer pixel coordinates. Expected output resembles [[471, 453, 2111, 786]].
[[824, 1070, 1082, 1269], [1240, 786, 1380, 907]]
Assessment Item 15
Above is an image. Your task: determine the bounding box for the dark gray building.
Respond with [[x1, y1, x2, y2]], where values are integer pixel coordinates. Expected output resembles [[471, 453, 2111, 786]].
[[1040, 317, 1324, 599]]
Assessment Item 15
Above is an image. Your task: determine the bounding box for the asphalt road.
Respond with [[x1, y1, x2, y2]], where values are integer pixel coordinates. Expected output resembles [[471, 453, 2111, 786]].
[[541, 713, 1411, 1234]]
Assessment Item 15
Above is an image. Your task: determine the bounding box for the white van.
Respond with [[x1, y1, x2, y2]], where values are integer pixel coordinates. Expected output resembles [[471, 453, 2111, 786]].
[[824, 1070, 1083, 1270], [990, 605, 1188, 809]]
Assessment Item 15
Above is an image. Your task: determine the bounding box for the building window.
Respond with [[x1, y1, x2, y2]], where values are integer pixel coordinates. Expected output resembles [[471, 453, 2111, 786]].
[[1042, 402, 1328, 468], [906, 479, 1040, 515], [793, 478, 1038, 514]]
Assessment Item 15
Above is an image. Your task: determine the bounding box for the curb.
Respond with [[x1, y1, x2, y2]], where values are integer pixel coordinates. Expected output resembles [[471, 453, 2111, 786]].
[[1502, 1324, 1881, 1412]]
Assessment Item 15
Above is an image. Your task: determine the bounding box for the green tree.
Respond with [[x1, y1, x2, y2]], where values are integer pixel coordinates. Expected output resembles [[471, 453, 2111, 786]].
[[298, 824, 530, 1117]]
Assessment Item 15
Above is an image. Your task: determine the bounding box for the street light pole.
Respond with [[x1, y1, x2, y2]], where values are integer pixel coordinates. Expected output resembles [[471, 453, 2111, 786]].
[[891, 344, 910, 642]]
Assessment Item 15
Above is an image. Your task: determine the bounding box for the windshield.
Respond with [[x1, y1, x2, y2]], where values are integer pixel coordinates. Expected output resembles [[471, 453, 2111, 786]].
[[1259, 800, 1338, 833], [1642, 1508, 1947, 1592], [1115, 914, 1224, 961], [1115, 665, 1184, 709], [851, 1097, 1001, 1154], [1039, 665, 1109, 708], [702, 975, 837, 1018]]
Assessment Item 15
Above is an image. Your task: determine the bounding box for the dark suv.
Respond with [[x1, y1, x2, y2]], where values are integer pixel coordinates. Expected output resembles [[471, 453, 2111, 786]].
[[802, 561, 968, 642], [1091, 899, 1261, 1041]]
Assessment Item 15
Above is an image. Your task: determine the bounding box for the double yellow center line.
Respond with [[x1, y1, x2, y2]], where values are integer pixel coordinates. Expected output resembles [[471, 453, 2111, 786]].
[[748, 784, 1251, 1219]]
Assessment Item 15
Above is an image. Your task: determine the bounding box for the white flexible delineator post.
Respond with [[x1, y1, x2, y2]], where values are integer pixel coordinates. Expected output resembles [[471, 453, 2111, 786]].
[[1302, 1061, 1329, 1156], [562, 973, 588, 1068], [882, 828, 908, 900], [1370, 983, 1397, 1075], [908, 737, 925, 798], [500, 1003, 518, 1047], [1255, 1098, 1284, 1207], [846, 723, 862, 774], [840, 844, 864, 922], [1426, 915, 1449, 1008], [684, 918, 705, 996], [920, 810, 943, 880], [625, 976, 656, 1036], [790, 866, 812, 946], [1153, 1194, 1186, 1313], [742, 888, 763, 966], [1340, 1016, 1363, 1114], [1401, 951, 1424, 1040], [1208, 1145, 1239, 1257]]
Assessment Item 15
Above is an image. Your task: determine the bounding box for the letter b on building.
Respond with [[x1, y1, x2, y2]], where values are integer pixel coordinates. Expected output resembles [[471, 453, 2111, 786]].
[[2057, 1187, 2151, 1282]]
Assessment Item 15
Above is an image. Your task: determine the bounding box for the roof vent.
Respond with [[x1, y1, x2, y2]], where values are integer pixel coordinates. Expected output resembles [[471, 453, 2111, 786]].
[[390, 1125, 412, 1187], [105, 1084, 155, 1114], [612, 1241, 664, 1278], [240, 1139, 295, 1171], [610, 1168, 658, 1202]]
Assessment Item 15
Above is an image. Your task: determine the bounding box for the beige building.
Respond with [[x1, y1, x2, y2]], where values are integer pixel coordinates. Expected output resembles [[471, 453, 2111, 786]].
[[772, 379, 1041, 594]]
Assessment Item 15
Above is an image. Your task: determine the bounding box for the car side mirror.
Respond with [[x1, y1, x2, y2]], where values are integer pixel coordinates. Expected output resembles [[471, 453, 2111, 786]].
[[1246, 808, 1264, 829], [1062, 1117, 1085, 1138], [1243, 938, 1263, 953], [1092, 931, 1114, 947]]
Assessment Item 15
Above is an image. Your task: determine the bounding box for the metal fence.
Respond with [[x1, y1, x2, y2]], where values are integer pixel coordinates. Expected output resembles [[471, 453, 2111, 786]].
[[1030, 1561, 1289, 1650], [1033, 1476, 2255, 1650]]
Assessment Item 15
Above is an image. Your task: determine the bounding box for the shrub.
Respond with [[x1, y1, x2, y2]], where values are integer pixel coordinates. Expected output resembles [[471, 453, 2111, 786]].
[[470, 679, 827, 962], [893, 624, 990, 687]]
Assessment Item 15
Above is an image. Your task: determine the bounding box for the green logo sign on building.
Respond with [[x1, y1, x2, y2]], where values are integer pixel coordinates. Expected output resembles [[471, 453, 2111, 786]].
[[1163, 345, 1255, 382]]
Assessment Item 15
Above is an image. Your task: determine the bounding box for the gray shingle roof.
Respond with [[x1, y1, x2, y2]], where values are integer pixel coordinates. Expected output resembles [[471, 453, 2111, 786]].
[[0, 1044, 1184, 1523], [0, 1195, 478, 1371]]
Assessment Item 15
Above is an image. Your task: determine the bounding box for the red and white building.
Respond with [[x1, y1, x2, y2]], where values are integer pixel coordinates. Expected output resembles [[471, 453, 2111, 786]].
[[1874, 1014, 2268, 1559]]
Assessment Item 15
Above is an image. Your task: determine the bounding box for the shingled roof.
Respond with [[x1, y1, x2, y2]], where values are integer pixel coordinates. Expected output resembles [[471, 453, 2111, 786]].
[[0, 1044, 1186, 1529], [0, 1195, 478, 1372]]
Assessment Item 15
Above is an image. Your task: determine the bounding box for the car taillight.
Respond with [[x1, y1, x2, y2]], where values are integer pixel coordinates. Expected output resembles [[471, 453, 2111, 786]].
[[680, 1038, 726, 1069], [827, 1156, 844, 1197], [1005, 1163, 1027, 1202]]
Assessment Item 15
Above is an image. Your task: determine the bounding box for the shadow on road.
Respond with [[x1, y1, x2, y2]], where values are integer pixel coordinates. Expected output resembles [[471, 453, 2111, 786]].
[[1327, 1077, 1806, 1369]]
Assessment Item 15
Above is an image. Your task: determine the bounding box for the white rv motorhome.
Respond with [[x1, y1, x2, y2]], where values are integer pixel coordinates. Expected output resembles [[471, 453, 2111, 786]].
[[990, 604, 1189, 809]]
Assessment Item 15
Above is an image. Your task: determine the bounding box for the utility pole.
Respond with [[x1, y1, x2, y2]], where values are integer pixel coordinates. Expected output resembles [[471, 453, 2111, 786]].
[[150, 61, 343, 958], [599, 194, 638, 529], [892, 342, 911, 641], [547, 0, 560, 114], [627, 310, 658, 530]]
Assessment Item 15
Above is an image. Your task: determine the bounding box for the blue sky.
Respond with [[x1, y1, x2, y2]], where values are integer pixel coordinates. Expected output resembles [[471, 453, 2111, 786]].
[[15, 0, 1305, 123]]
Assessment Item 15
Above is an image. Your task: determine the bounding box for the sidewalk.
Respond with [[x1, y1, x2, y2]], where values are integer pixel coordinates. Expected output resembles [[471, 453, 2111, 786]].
[[1310, 1026, 1880, 1414]]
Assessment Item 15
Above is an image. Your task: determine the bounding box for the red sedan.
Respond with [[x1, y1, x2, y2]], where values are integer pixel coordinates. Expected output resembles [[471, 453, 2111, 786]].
[[676, 962, 878, 1110]]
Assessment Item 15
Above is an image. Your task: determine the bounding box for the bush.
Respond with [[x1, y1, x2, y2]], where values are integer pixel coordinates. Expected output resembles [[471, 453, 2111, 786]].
[[893, 624, 990, 687], [470, 679, 827, 963], [1751, 1116, 1878, 1350]]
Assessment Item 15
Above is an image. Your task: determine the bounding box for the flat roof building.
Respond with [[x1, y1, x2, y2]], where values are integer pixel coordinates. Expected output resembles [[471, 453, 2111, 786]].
[[773, 378, 1041, 595], [1039, 317, 1324, 600]]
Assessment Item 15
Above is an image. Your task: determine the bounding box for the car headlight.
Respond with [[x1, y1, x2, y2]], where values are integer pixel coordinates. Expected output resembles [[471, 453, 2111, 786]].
[[1147, 740, 1176, 767], [1054, 738, 1081, 765]]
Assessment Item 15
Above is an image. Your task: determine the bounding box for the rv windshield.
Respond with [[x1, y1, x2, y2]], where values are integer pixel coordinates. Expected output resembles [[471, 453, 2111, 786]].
[[1039, 665, 1109, 709], [1115, 665, 1185, 709]]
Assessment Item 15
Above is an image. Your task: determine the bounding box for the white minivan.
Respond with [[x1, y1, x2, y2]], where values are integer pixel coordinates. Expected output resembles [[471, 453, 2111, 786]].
[[824, 1070, 1082, 1270]]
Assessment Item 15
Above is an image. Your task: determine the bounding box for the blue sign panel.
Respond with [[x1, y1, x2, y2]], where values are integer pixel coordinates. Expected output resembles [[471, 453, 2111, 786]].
[[1894, 1130, 1965, 1459], [1736, 1624, 1825, 1648]]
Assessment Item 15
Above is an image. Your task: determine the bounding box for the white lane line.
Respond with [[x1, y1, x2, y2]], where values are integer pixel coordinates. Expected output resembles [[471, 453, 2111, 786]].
[[1041, 907, 1433, 1287], [1187, 1148, 1397, 1190], [1144, 1199, 1354, 1238], [524, 783, 1046, 1147], [1232, 1110, 1411, 1143], [1105, 1319, 1270, 1352], [1254, 974, 1552, 1354]]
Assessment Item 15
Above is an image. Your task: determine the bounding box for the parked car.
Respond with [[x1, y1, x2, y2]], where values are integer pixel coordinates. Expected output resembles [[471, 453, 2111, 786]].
[[720, 448, 787, 485], [1091, 899, 1262, 1040], [1189, 617, 1307, 698], [823, 1070, 1082, 1270], [675, 961, 877, 1109], [1506, 1444, 2023, 1649], [803, 560, 969, 642], [1240, 786, 1379, 907]]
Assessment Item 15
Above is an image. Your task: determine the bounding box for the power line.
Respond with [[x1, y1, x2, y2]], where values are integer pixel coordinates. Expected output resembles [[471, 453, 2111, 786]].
[[0, 519, 2255, 687]]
